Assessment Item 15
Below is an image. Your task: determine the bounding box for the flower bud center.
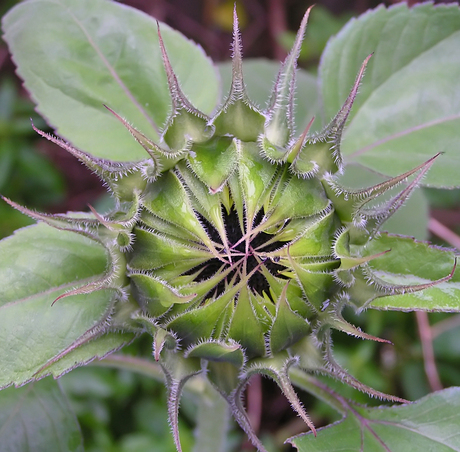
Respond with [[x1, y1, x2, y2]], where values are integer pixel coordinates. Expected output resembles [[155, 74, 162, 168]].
[[193, 207, 288, 299]]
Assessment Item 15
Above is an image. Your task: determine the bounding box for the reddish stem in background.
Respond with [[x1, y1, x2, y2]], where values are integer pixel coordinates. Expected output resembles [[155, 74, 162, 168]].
[[267, 0, 288, 61], [416, 311, 443, 392], [247, 374, 263, 435], [429, 217, 460, 250]]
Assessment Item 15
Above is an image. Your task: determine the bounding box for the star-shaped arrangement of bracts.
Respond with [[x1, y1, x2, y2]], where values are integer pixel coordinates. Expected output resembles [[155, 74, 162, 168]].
[[3, 6, 454, 452]]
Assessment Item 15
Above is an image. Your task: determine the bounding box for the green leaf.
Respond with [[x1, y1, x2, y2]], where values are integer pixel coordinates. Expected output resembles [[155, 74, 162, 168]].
[[291, 387, 460, 451], [0, 202, 34, 239], [319, 3, 460, 187], [0, 378, 83, 452], [362, 233, 460, 311], [2, 0, 219, 161], [0, 223, 133, 387]]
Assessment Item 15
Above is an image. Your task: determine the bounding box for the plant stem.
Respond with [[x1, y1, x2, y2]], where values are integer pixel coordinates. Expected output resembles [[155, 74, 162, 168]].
[[428, 217, 460, 250], [96, 354, 232, 450], [193, 379, 232, 452], [415, 311, 443, 392], [94, 353, 165, 381], [246, 373, 262, 435]]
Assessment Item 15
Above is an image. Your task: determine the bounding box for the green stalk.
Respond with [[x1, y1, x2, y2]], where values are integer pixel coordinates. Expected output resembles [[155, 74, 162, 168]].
[[96, 355, 232, 451], [193, 379, 232, 452], [93, 354, 165, 382]]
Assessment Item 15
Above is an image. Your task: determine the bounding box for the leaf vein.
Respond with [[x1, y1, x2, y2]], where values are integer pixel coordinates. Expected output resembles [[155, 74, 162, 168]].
[[348, 113, 460, 159], [55, 0, 159, 134]]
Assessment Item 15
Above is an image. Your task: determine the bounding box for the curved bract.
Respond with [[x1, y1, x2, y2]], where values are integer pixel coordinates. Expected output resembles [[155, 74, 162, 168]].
[[3, 7, 456, 452]]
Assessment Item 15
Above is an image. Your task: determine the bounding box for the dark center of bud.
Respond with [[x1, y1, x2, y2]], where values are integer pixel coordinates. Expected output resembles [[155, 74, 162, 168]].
[[191, 208, 288, 299]]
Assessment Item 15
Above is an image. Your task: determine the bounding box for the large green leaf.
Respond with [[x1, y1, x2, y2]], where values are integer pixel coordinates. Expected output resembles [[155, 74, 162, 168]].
[[0, 223, 134, 388], [364, 233, 460, 311], [319, 3, 460, 187], [0, 378, 83, 452], [2, 0, 219, 161], [291, 386, 460, 451]]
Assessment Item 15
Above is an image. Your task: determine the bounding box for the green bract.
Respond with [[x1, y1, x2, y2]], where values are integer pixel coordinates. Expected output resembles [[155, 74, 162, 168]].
[[2, 6, 458, 452]]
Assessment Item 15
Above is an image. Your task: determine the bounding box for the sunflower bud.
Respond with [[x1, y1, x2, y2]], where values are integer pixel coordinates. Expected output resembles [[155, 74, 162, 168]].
[[5, 7, 451, 452]]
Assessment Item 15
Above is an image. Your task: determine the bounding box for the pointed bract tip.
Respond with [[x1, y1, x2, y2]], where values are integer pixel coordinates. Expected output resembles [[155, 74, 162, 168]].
[[449, 257, 457, 280], [301, 4, 314, 31], [88, 204, 109, 228], [231, 4, 242, 61], [334, 53, 373, 128], [104, 104, 163, 161], [356, 53, 373, 81], [1, 194, 11, 205], [233, 3, 239, 28], [156, 20, 186, 110], [289, 116, 316, 159], [291, 5, 313, 57], [353, 53, 372, 96], [31, 121, 46, 137]]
